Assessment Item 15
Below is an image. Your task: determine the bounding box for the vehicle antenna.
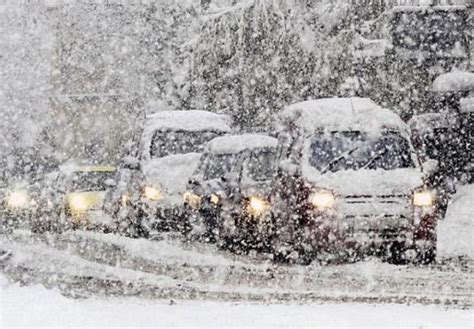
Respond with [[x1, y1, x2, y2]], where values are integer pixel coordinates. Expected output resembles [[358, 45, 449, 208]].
[[349, 97, 356, 118]]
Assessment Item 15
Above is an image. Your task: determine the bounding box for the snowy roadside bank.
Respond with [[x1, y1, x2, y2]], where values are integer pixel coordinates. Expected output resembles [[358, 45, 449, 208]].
[[1, 230, 472, 309], [1, 275, 472, 328], [438, 184, 474, 260]]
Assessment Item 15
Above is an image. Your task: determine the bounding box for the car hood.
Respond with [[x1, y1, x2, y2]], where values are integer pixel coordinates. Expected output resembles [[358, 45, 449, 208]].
[[303, 167, 424, 196], [141, 153, 202, 196]]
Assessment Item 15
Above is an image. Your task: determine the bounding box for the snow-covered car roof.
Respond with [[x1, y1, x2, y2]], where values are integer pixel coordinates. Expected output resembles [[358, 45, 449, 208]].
[[143, 110, 231, 134], [432, 71, 474, 93], [278, 98, 408, 135], [460, 97, 474, 113], [408, 113, 455, 132], [58, 164, 116, 175], [205, 134, 278, 155], [392, 3, 468, 12]]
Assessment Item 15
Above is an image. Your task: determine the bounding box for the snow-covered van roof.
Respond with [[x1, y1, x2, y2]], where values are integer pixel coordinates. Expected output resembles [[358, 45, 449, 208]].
[[206, 134, 278, 155], [144, 110, 231, 133], [432, 71, 474, 93], [460, 97, 474, 113], [408, 112, 455, 132], [392, 1, 469, 12], [278, 98, 408, 135]]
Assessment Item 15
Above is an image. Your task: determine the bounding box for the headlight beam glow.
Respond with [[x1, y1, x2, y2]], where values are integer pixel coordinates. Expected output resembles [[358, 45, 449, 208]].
[[246, 196, 270, 217], [309, 190, 335, 210], [143, 186, 163, 201], [6, 191, 29, 209], [413, 191, 434, 207]]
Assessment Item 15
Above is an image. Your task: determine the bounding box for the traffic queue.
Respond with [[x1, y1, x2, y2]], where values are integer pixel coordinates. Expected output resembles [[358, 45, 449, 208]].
[[2, 90, 472, 265]]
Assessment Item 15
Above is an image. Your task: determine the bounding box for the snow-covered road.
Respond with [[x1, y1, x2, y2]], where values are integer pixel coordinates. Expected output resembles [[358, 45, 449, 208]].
[[1, 275, 472, 327], [0, 230, 472, 309]]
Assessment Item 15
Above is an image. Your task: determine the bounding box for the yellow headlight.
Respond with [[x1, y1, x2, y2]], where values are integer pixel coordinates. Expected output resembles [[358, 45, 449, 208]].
[[210, 194, 219, 205], [68, 194, 89, 213], [6, 191, 29, 209], [309, 190, 335, 210], [413, 191, 433, 207], [183, 191, 202, 209], [143, 186, 163, 201], [121, 194, 130, 206], [246, 196, 271, 217]]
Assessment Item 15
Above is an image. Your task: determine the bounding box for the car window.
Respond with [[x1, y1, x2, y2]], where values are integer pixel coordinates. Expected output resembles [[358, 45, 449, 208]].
[[309, 131, 414, 172], [247, 149, 276, 181], [203, 154, 239, 180], [150, 130, 221, 159], [69, 171, 115, 192]]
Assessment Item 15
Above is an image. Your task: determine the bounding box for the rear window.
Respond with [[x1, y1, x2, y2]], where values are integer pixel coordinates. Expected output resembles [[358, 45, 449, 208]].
[[69, 171, 115, 192], [247, 149, 276, 181], [203, 154, 239, 180], [150, 130, 221, 159]]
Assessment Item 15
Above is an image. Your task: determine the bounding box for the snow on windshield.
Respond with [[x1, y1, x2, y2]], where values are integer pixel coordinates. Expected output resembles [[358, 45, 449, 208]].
[[308, 131, 415, 173]]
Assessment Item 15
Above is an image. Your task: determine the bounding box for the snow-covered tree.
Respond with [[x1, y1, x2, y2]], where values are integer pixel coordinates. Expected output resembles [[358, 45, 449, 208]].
[[183, 0, 353, 130]]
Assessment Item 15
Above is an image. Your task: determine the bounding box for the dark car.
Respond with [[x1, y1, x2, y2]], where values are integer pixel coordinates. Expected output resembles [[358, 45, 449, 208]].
[[184, 134, 278, 252]]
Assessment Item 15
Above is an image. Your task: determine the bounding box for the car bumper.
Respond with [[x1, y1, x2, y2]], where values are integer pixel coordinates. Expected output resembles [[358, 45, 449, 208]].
[[274, 212, 437, 256], [191, 202, 273, 250], [121, 199, 186, 231]]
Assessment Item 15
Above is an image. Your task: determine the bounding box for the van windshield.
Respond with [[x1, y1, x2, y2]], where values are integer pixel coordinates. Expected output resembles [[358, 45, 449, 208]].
[[309, 131, 414, 173], [151, 130, 221, 159]]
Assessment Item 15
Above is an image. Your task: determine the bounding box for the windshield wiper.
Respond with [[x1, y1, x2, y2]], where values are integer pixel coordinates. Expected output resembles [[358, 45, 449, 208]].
[[362, 148, 388, 170], [321, 146, 359, 174]]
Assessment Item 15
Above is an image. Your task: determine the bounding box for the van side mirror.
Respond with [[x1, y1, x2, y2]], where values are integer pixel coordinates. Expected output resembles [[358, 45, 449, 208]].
[[123, 156, 140, 170], [104, 178, 117, 188], [221, 173, 240, 189], [422, 159, 439, 177]]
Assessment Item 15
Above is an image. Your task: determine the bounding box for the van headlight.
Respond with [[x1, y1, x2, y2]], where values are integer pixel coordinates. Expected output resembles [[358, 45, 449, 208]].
[[183, 191, 202, 209], [309, 190, 335, 210], [6, 191, 29, 209], [245, 196, 271, 217], [210, 194, 219, 205], [68, 194, 89, 213], [413, 191, 433, 207], [143, 186, 163, 201]]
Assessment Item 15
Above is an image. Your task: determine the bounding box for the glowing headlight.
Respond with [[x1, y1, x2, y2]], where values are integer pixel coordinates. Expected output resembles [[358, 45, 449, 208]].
[[6, 191, 29, 209], [309, 190, 335, 210], [68, 195, 89, 213], [413, 191, 433, 207], [143, 186, 163, 201], [183, 191, 202, 209], [246, 196, 270, 217], [47, 200, 54, 209], [210, 194, 219, 205], [121, 194, 130, 206]]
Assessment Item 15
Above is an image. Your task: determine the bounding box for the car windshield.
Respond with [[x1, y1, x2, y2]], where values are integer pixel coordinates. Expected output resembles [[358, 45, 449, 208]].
[[247, 149, 276, 181], [70, 171, 115, 192], [203, 153, 238, 180], [150, 130, 221, 159], [308, 131, 414, 172]]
